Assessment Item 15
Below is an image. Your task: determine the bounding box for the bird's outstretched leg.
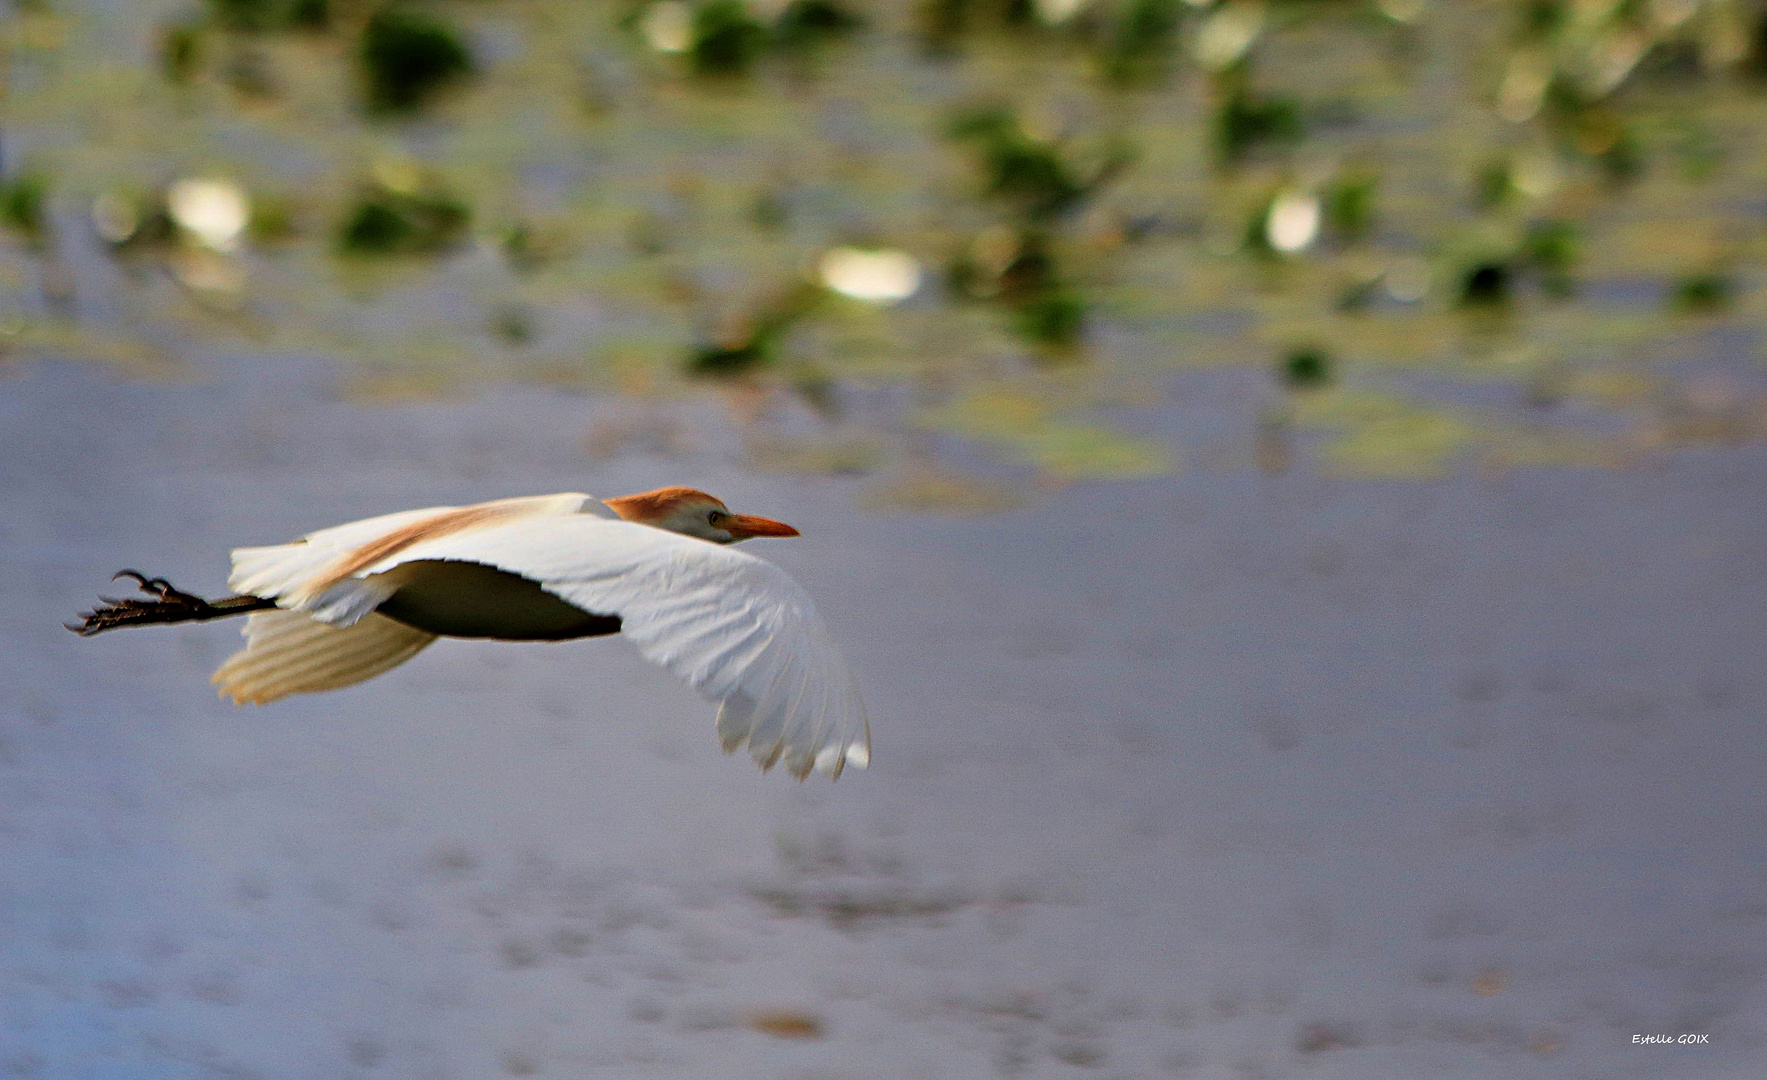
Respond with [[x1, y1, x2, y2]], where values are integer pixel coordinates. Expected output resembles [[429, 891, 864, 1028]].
[[68, 570, 279, 637]]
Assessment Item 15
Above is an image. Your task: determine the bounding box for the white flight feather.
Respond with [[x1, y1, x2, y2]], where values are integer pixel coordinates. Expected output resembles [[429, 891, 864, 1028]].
[[267, 512, 868, 779], [211, 609, 437, 705]]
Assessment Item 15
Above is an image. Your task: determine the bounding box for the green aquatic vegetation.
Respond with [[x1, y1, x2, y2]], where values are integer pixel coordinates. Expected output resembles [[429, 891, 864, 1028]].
[[920, 390, 1173, 480], [247, 195, 297, 244], [991, 230, 1057, 299], [1214, 84, 1303, 164], [1294, 389, 1478, 479], [920, 388, 1048, 441], [1241, 195, 1279, 259], [0, 173, 50, 250], [490, 304, 537, 347], [12, 0, 1764, 489], [687, 335, 772, 376], [1670, 272, 1730, 313], [1669, 121, 1721, 182], [1539, 79, 1643, 184], [1590, 122, 1643, 185], [1473, 159, 1512, 210], [749, 187, 789, 231], [1323, 172, 1376, 243], [914, 0, 1053, 52], [1519, 0, 1564, 37], [1017, 422, 1172, 480], [916, 0, 969, 53], [861, 464, 1025, 513], [1458, 261, 1511, 307], [1280, 346, 1332, 389], [225, 47, 278, 99], [947, 107, 1130, 221], [1102, 0, 1182, 85], [1521, 218, 1578, 298], [1013, 288, 1086, 350], [774, 0, 863, 50], [160, 22, 203, 84], [337, 184, 469, 256], [749, 433, 880, 475], [359, 5, 473, 116], [1749, 15, 1767, 80], [1481, 427, 1620, 470], [500, 224, 566, 274], [2, 322, 185, 379], [948, 228, 1087, 351], [207, 0, 326, 33], [690, 0, 768, 76], [502, 225, 539, 273], [630, 0, 856, 80], [287, 0, 329, 30], [625, 212, 673, 257], [948, 106, 1084, 217], [685, 283, 824, 378], [208, 0, 280, 33]]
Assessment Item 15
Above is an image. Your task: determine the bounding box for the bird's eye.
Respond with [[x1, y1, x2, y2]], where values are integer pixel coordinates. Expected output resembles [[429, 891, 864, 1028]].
[[707, 510, 724, 525]]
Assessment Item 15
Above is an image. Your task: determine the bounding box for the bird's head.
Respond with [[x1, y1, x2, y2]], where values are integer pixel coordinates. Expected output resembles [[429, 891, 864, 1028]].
[[604, 487, 801, 545]]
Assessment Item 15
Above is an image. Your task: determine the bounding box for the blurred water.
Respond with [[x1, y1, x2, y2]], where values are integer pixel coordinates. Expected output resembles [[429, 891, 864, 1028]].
[[2, 347, 1765, 1077]]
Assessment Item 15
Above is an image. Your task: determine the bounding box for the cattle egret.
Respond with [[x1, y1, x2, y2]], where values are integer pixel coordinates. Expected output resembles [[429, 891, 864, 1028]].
[[71, 488, 870, 779]]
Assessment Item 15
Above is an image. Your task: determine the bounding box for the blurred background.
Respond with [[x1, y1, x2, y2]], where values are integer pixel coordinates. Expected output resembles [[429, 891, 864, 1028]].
[[3, 1, 1767, 1077]]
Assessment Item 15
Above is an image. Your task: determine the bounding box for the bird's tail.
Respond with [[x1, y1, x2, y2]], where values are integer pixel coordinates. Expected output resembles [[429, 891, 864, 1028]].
[[212, 609, 436, 705]]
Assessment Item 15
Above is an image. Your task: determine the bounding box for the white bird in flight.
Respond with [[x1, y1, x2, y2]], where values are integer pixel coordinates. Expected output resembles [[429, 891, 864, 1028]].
[[72, 487, 870, 779]]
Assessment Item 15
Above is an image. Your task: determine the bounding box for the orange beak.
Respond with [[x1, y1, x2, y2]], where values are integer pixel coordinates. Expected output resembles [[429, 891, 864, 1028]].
[[723, 513, 800, 540]]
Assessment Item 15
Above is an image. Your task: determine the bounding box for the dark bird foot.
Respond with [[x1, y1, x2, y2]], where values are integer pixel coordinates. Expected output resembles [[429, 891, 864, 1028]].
[[69, 570, 224, 636]]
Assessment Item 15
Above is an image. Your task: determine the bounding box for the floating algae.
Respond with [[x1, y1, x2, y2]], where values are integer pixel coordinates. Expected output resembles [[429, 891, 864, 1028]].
[[1292, 389, 1478, 480], [920, 389, 1174, 481]]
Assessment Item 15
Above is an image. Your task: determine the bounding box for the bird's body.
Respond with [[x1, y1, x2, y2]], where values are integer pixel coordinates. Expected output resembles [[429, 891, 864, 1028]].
[[372, 559, 624, 641], [74, 488, 869, 780]]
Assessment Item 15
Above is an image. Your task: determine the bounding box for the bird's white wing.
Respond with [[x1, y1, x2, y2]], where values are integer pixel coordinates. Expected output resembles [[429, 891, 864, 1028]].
[[229, 493, 610, 624], [295, 493, 612, 551], [347, 515, 871, 780]]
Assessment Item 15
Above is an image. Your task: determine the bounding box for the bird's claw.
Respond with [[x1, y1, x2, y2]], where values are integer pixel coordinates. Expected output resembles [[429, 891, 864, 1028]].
[[110, 570, 208, 607], [70, 571, 217, 636], [112, 570, 179, 599]]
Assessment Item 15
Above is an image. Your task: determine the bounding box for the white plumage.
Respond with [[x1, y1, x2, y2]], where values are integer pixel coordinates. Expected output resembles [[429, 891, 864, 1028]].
[[189, 489, 870, 779], [213, 610, 437, 706]]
